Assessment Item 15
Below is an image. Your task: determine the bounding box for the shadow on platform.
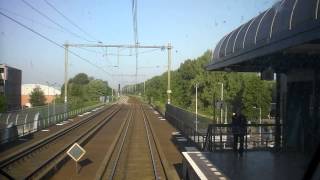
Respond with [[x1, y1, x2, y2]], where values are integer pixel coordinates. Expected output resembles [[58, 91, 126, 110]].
[[201, 151, 310, 180]]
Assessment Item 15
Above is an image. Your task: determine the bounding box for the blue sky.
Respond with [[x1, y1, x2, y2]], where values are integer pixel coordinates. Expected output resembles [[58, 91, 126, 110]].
[[0, 0, 277, 88]]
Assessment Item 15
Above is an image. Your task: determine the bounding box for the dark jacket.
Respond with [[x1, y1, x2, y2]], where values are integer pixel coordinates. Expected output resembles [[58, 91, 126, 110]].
[[231, 113, 247, 135]]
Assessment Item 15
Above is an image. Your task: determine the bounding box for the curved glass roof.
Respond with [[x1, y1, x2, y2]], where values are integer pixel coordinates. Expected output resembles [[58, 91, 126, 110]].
[[207, 0, 320, 72]]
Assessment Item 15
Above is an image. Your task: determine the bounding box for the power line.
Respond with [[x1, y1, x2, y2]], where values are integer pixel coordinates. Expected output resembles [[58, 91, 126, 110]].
[[0, 11, 112, 77], [43, 0, 99, 42], [75, 46, 160, 56], [21, 0, 93, 43], [0, 8, 64, 33]]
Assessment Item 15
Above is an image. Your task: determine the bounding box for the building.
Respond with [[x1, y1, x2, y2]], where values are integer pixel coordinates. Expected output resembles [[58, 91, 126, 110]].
[[0, 64, 22, 111], [21, 84, 61, 108]]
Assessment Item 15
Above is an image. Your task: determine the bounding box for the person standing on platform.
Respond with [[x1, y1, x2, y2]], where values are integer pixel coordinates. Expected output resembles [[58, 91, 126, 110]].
[[231, 110, 247, 156]]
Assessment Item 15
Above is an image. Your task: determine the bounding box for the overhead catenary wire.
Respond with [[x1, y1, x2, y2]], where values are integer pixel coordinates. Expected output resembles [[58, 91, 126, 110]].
[[0, 7, 64, 33], [43, 0, 100, 42], [75, 46, 160, 56], [0, 11, 113, 77], [21, 0, 94, 43]]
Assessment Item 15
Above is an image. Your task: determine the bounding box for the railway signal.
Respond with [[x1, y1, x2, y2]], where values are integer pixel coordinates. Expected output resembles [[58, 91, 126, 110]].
[[67, 143, 86, 174]]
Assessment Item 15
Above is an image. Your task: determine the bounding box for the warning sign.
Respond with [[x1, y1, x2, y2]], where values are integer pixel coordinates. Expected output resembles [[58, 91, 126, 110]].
[[67, 143, 86, 162]]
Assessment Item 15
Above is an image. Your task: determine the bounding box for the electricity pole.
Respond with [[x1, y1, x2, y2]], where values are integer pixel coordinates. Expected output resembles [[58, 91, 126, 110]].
[[195, 83, 198, 132], [46, 81, 50, 126], [64, 44, 68, 104], [167, 43, 172, 104]]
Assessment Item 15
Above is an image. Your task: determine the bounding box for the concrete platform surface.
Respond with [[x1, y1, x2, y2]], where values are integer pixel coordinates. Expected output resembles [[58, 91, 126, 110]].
[[183, 151, 310, 180]]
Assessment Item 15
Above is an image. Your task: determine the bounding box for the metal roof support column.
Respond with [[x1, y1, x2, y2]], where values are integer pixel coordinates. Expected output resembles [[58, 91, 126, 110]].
[[275, 73, 282, 151]]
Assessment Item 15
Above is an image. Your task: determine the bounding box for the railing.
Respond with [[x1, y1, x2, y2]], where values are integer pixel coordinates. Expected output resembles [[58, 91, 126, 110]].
[[165, 104, 281, 151], [203, 123, 279, 151], [0, 103, 106, 144], [165, 106, 207, 150]]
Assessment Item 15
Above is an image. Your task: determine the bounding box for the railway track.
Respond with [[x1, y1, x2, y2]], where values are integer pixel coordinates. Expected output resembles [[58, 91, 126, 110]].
[[96, 103, 175, 180], [0, 104, 122, 180]]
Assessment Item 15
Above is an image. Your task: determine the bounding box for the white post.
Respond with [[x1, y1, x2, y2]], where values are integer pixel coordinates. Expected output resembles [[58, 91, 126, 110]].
[[64, 44, 68, 104], [218, 82, 224, 124], [195, 83, 198, 133], [225, 105, 228, 124], [111, 89, 114, 102], [167, 43, 172, 104], [52, 83, 56, 122], [259, 107, 262, 143], [53, 91, 56, 122], [46, 82, 50, 126]]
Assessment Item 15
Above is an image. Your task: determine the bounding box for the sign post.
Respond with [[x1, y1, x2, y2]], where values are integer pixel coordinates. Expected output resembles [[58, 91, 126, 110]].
[[67, 143, 86, 174]]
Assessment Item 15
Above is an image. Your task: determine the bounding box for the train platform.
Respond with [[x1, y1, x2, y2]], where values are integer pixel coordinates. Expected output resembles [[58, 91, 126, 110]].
[[182, 150, 310, 180]]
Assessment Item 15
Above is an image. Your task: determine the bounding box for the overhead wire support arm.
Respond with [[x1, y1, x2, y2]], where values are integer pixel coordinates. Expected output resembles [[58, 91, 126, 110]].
[[64, 42, 173, 104], [65, 43, 167, 49]]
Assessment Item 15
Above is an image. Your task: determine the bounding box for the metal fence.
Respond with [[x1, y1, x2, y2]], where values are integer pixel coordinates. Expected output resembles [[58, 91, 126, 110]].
[[165, 104, 210, 133], [203, 124, 277, 151], [165, 104, 210, 149], [165, 104, 280, 151], [1, 104, 68, 125], [0, 103, 106, 144]]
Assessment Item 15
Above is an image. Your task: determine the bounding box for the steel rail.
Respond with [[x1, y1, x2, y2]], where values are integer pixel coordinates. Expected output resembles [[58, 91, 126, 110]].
[[0, 104, 120, 179], [140, 104, 160, 179], [27, 105, 122, 179], [97, 103, 175, 180], [0, 104, 112, 168], [140, 104, 180, 180], [95, 104, 133, 179], [109, 105, 134, 179]]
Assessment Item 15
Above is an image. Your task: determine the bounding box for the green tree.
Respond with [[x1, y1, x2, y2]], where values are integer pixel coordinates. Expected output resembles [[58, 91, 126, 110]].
[[136, 50, 274, 122], [59, 73, 112, 109], [29, 87, 46, 106], [72, 73, 90, 84], [87, 79, 109, 100]]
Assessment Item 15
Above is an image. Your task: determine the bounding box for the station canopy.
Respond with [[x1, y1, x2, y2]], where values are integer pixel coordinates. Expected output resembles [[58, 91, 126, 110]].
[[207, 0, 320, 72]]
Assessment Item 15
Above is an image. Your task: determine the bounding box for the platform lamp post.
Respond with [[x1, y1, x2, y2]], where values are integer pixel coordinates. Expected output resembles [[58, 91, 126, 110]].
[[195, 83, 199, 133], [217, 82, 224, 124], [253, 106, 262, 143]]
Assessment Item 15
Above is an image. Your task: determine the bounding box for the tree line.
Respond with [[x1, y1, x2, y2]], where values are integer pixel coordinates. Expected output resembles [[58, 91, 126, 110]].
[[58, 73, 112, 109], [126, 50, 275, 123], [16, 73, 112, 110]]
